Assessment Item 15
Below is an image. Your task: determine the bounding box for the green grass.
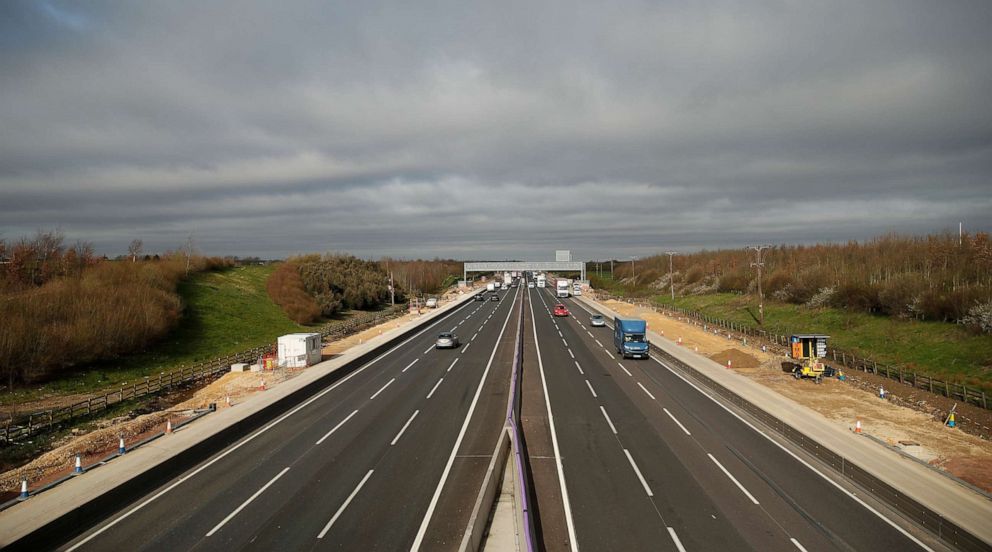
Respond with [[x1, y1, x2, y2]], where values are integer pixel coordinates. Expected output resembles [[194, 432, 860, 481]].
[[589, 273, 992, 387], [648, 292, 992, 388], [2, 265, 318, 406]]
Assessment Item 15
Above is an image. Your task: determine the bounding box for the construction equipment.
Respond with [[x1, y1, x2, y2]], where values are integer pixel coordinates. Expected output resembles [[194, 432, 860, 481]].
[[787, 334, 830, 384]]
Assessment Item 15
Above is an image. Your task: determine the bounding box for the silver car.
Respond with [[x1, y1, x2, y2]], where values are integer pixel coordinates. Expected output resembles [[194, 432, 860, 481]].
[[590, 314, 606, 327], [435, 332, 460, 348]]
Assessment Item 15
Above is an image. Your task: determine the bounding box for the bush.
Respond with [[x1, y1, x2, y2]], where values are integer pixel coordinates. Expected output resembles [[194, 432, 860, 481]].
[[717, 271, 749, 293], [684, 265, 704, 284], [877, 274, 925, 317], [830, 281, 881, 312], [962, 301, 992, 334], [296, 254, 391, 316], [267, 261, 321, 324]]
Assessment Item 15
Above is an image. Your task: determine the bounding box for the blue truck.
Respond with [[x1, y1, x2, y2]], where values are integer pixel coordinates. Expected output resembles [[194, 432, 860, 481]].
[[614, 317, 649, 359]]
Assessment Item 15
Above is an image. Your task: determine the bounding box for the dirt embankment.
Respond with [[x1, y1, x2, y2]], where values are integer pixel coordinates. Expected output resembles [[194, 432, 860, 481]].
[[595, 294, 992, 494]]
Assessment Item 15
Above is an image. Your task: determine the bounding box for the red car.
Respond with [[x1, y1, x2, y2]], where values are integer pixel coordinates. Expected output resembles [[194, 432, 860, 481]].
[[553, 304, 569, 317]]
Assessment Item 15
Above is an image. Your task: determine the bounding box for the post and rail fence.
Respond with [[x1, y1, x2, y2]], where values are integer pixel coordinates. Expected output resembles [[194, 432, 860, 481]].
[[0, 306, 407, 444], [595, 292, 990, 412]]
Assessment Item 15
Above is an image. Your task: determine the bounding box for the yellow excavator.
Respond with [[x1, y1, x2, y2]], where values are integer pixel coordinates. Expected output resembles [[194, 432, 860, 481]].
[[787, 334, 830, 384]]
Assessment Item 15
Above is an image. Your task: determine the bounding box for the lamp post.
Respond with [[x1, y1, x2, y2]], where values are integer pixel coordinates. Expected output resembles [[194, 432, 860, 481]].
[[665, 251, 678, 303]]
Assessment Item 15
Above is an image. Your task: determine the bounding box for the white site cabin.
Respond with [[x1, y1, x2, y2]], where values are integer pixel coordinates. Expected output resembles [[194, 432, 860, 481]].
[[277, 333, 322, 368]]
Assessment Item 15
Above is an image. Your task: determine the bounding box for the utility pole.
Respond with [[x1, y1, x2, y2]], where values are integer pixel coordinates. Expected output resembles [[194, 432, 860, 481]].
[[748, 245, 772, 326], [610, 259, 614, 277], [630, 256, 636, 280], [389, 271, 395, 306], [665, 251, 678, 302]]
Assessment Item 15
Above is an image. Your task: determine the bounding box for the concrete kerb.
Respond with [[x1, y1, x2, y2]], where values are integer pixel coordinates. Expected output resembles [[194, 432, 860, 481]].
[[574, 295, 992, 551], [0, 291, 481, 550], [459, 427, 512, 552]]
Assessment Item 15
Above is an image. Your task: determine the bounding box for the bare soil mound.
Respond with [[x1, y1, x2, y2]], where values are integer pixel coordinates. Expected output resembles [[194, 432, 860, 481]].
[[709, 348, 760, 369]]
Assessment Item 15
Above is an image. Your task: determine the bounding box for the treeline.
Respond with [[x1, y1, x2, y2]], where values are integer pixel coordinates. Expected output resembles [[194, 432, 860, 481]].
[[267, 256, 462, 324], [601, 232, 992, 331], [379, 258, 462, 296], [268, 254, 397, 323], [0, 231, 233, 385]]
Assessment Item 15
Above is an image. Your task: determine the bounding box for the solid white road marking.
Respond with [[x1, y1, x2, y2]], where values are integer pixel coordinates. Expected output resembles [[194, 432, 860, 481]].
[[636, 382, 656, 400], [791, 538, 809, 552], [624, 449, 653, 497], [317, 469, 374, 538], [527, 288, 579, 551], [412, 285, 520, 551], [447, 358, 459, 372], [402, 358, 419, 372], [667, 527, 687, 552], [206, 467, 290, 536], [708, 453, 760, 505], [585, 379, 598, 398], [391, 410, 420, 445], [66, 295, 482, 551], [600, 406, 618, 434], [575, 361, 584, 375], [369, 378, 395, 400], [663, 408, 692, 436], [650, 355, 934, 551], [316, 410, 359, 445], [617, 363, 632, 377], [426, 378, 444, 399]]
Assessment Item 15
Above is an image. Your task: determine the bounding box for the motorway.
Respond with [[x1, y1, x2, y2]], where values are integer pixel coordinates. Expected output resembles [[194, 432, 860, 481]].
[[524, 285, 941, 552], [42, 279, 952, 551], [58, 285, 522, 551]]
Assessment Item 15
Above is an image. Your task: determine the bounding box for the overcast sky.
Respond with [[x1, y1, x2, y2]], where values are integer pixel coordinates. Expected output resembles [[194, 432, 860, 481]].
[[1, 1, 990, 260]]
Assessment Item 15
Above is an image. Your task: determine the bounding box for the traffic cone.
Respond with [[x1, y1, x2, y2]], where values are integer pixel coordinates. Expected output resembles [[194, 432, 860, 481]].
[[165, 419, 173, 434], [118, 437, 126, 455], [677, 337, 683, 345], [948, 413, 956, 428], [727, 359, 732, 369], [74, 454, 83, 474], [226, 395, 232, 407], [259, 379, 266, 391], [694, 346, 699, 352], [660, 330, 664, 336], [19, 480, 28, 500], [855, 419, 862, 434]]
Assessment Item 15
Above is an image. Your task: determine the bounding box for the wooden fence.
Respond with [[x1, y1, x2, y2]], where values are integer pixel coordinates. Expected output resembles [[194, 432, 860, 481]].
[[0, 306, 406, 444], [597, 293, 990, 411]]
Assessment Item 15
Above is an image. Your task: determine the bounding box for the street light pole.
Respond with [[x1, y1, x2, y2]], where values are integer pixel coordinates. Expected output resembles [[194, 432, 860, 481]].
[[665, 251, 677, 303], [748, 245, 772, 326]]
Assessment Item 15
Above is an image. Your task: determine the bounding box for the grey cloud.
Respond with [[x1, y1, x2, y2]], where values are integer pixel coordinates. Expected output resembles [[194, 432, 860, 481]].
[[1, 0, 990, 260]]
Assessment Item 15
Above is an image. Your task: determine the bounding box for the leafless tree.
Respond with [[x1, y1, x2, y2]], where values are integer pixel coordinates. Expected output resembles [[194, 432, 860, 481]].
[[128, 239, 143, 263], [182, 235, 195, 276]]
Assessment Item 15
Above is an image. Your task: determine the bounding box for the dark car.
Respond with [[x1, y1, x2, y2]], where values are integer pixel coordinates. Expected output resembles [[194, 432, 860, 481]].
[[474, 294, 486, 301], [491, 294, 500, 301]]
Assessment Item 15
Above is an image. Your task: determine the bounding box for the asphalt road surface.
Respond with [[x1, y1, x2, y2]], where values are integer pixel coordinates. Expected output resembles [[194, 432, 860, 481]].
[[60, 285, 521, 552], [526, 286, 940, 552]]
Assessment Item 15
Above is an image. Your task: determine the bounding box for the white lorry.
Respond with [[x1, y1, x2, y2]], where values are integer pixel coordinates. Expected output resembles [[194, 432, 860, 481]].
[[537, 275, 546, 288], [486, 282, 496, 292], [556, 278, 571, 298]]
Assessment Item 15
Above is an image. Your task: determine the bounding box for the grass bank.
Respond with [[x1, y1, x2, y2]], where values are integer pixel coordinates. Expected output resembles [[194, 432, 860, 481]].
[[592, 275, 992, 388], [2, 265, 316, 407]]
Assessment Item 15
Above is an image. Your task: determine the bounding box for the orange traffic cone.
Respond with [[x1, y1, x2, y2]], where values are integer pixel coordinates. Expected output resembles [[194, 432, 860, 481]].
[[855, 419, 862, 434], [259, 379, 266, 391], [727, 360, 732, 369], [165, 419, 173, 434]]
